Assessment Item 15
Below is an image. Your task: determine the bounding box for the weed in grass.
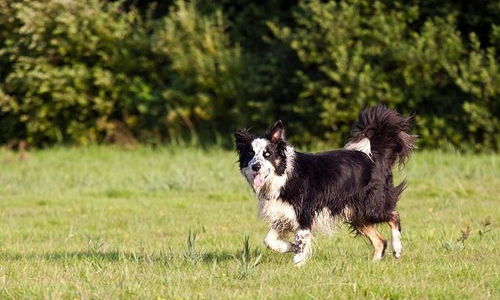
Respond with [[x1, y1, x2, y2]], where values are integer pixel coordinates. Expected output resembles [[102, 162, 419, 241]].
[[441, 220, 493, 252], [183, 230, 205, 264], [236, 236, 262, 279], [159, 247, 175, 266], [86, 234, 105, 254], [457, 225, 472, 244], [441, 228, 468, 252], [478, 217, 492, 239]]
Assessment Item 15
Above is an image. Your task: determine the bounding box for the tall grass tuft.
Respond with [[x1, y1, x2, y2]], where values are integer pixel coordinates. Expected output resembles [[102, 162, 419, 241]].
[[236, 236, 262, 279], [183, 230, 204, 264]]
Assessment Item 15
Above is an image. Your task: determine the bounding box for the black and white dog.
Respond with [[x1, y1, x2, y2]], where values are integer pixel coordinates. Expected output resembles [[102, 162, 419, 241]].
[[234, 105, 415, 265]]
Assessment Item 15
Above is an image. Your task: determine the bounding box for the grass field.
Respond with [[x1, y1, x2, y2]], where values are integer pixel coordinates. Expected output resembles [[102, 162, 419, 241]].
[[0, 146, 498, 299]]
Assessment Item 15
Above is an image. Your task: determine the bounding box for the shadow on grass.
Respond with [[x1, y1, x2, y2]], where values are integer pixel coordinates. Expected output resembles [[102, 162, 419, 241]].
[[0, 250, 164, 262], [202, 250, 234, 263], [42, 251, 164, 262], [0, 249, 236, 264]]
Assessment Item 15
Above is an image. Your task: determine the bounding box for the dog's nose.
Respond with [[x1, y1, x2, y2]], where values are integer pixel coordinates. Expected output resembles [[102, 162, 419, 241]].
[[251, 163, 261, 172]]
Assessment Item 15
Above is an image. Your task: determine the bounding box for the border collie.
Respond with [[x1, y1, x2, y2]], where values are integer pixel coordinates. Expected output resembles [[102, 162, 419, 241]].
[[234, 105, 416, 266]]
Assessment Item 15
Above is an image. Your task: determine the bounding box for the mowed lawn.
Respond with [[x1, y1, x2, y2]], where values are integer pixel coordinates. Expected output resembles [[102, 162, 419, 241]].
[[0, 146, 498, 299]]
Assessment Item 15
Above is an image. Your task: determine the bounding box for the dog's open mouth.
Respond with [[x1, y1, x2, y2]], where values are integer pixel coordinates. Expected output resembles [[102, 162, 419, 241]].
[[252, 171, 269, 189]]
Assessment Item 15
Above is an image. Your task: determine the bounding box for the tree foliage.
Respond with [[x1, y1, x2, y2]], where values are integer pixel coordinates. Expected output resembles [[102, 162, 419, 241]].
[[0, 0, 498, 150]]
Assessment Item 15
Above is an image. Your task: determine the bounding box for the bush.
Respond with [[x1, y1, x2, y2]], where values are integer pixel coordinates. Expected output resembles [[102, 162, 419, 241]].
[[270, 0, 499, 150], [0, 0, 498, 150], [0, 0, 251, 146], [152, 0, 247, 142], [0, 0, 161, 145]]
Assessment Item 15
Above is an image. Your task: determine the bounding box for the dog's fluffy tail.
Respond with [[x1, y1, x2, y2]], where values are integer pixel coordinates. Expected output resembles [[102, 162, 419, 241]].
[[345, 104, 416, 167]]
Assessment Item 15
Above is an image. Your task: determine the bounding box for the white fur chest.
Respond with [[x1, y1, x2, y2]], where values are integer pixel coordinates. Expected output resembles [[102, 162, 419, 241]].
[[258, 197, 298, 229], [250, 145, 298, 228]]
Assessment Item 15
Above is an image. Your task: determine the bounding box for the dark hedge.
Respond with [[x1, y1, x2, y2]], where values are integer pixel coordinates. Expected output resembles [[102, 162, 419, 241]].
[[1, 0, 498, 150]]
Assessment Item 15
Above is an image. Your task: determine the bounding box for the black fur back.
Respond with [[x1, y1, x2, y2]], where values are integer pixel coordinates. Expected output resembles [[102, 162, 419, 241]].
[[279, 105, 416, 230]]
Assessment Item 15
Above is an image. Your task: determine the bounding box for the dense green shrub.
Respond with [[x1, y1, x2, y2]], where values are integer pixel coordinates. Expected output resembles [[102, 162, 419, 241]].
[[271, 0, 499, 150], [152, 0, 247, 142], [0, 0, 248, 146], [0, 0, 498, 150], [0, 0, 161, 145]]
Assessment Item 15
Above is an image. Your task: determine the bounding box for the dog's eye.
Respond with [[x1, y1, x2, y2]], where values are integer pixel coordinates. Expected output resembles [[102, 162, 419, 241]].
[[249, 150, 255, 156], [264, 151, 271, 157]]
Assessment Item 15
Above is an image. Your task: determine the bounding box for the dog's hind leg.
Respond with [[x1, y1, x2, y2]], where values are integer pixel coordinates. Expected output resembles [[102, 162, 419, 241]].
[[388, 211, 402, 258], [264, 221, 293, 253], [357, 224, 387, 261]]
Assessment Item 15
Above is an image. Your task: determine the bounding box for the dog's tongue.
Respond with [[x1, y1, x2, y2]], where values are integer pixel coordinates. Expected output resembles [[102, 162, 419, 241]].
[[253, 173, 265, 189]]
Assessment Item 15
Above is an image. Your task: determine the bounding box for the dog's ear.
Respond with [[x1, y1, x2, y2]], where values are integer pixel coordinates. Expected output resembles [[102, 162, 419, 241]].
[[234, 129, 255, 152], [266, 120, 285, 143]]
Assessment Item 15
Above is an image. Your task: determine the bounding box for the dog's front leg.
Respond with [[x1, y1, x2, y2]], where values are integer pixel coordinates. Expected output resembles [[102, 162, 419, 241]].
[[263, 223, 293, 253], [292, 228, 312, 266]]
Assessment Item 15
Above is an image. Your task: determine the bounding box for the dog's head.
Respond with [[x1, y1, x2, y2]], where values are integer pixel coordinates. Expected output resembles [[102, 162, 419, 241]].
[[234, 121, 290, 191]]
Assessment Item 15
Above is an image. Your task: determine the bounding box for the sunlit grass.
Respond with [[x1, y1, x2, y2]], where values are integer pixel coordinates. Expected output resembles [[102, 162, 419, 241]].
[[0, 146, 498, 298]]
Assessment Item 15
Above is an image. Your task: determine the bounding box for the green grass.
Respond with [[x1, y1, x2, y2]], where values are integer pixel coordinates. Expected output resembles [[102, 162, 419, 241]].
[[0, 146, 498, 299]]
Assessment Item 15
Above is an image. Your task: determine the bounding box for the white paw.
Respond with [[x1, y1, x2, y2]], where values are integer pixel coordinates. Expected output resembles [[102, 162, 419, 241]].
[[391, 230, 402, 259], [372, 254, 383, 261], [293, 253, 309, 266], [264, 239, 293, 253], [392, 240, 402, 259]]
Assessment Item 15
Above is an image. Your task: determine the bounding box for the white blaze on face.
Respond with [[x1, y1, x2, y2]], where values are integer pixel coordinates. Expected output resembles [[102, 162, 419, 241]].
[[241, 138, 275, 190]]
